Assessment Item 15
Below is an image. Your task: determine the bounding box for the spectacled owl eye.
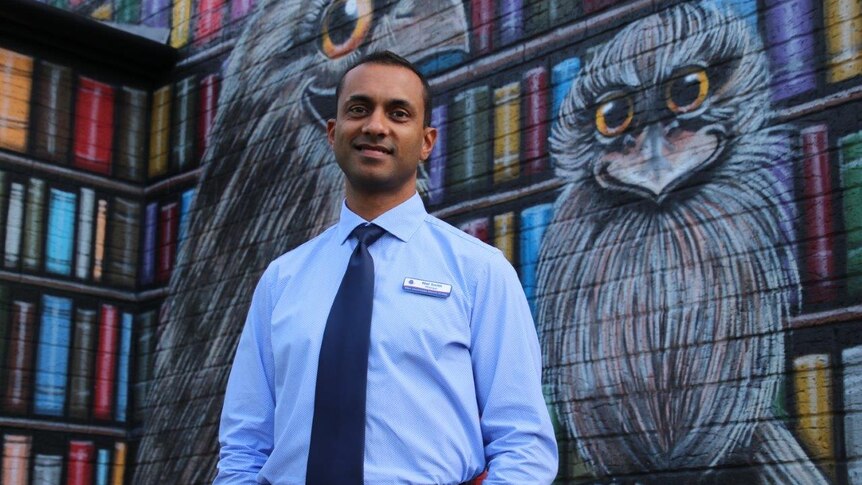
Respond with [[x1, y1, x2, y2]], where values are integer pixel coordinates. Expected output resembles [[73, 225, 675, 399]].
[[595, 96, 634, 137], [320, 0, 373, 59], [666, 69, 709, 114]]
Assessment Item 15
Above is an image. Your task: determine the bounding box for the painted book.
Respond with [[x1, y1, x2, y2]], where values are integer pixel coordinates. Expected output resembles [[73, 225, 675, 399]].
[[115, 87, 148, 182], [499, 0, 524, 46], [32, 60, 73, 163], [172, 76, 198, 171], [552, 56, 581, 121], [68, 307, 97, 419], [142, 0, 170, 28], [45, 188, 77, 276], [22, 178, 46, 272], [198, 74, 220, 161], [67, 440, 95, 485], [0, 48, 33, 153], [4, 300, 35, 414], [494, 211, 516, 264], [524, 0, 549, 36], [493, 82, 521, 185], [158, 202, 179, 284], [427, 105, 447, 205], [171, 0, 192, 48], [111, 442, 127, 485], [0, 285, 8, 384], [116, 312, 133, 422], [449, 86, 491, 195], [800, 125, 838, 304], [134, 309, 156, 421], [96, 448, 110, 485], [459, 217, 490, 243], [73, 77, 115, 175], [93, 304, 119, 420], [2, 435, 31, 485], [75, 187, 95, 280], [4, 182, 24, 269], [824, 0, 862, 83], [523, 66, 549, 175], [141, 201, 158, 285], [0, 171, 6, 257], [231, 0, 254, 19], [520, 203, 554, 316], [92, 198, 108, 282], [195, 0, 224, 44], [114, 0, 141, 23], [471, 0, 494, 56], [840, 131, 862, 298], [33, 453, 63, 485], [178, 188, 196, 253], [107, 197, 141, 288], [34, 294, 73, 416], [583, 0, 621, 14], [548, 0, 578, 27], [763, 0, 817, 101], [793, 354, 835, 474], [843, 345, 862, 483], [149, 85, 171, 178]]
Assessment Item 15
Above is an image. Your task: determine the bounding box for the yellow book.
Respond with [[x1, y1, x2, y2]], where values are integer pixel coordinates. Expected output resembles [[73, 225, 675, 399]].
[[793, 353, 834, 476], [93, 198, 108, 282], [149, 85, 171, 178], [111, 442, 127, 485], [493, 82, 520, 184], [493, 211, 516, 264], [824, 0, 862, 83], [171, 0, 192, 48], [0, 48, 33, 152]]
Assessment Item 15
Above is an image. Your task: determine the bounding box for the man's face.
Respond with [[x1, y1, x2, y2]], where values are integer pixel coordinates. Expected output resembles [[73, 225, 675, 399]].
[[327, 63, 437, 197]]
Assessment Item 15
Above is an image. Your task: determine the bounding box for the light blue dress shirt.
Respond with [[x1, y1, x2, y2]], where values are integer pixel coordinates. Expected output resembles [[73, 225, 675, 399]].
[[214, 192, 558, 485]]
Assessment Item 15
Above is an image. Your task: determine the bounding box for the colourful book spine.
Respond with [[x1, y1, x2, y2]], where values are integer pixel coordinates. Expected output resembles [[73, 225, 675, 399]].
[[67, 440, 95, 485], [4, 301, 35, 414], [763, 0, 817, 101], [115, 87, 148, 182], [92, 198, 108, 282], [582, 0, 621, 14], [552, 56, 580, 121], [149, 85, 171, 178], [45, 188, 77, 276], [107, 197, 141, 288], [33, 453, 63, 485], [459, 217, 490, 243], [73, 77, 115, 175], [499, 0, 524, 45], [141, 202, 158, 285], [195, 0, 224, 44], [0, 285, 8, 385], [171, 0, 192, 48], [115, 311, 133, 422], [449, 86, 491, 195], [548, 0, 578, 26], [158, 202, 179, 284], [75, 187, 95, 280], [471, 0, 494, 56], [840, 131, 862, 298], [824, 0, 862, 83], [93, 304, 119, 420], [22, 178, 46, 272], [198, 74, 220, 161], [525, 0, 549, 35], [843, 345, 862, 482], [793, 354, 835, 475], [178, 188, 195, 253], [427, 104, 447, 205], [172, 76, 198, 171], [34, 294, 73, 416], [520, 203, 554, 317], [115, 0, 141, 23], [111, 442, 126, 485], [230, 0, 253, 20], [523, 66, 549, 175], [0, 171, 6, 254], [68, 307, 97, 419], [493, 82, 521, 185], [134, 309, 156, 421], [4, 182, 24, 269], [96, 448, 110, 485], [493, 212, 516, 265], [0, 48, 34, 153], [800, 125, 838, 305], [142, 0, 170, 27], [2, 435, 31, 485], [32, 60, 73, 164]]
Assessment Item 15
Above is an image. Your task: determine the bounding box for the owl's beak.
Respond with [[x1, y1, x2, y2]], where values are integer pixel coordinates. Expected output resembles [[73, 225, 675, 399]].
[[594, 124, 724, 203]]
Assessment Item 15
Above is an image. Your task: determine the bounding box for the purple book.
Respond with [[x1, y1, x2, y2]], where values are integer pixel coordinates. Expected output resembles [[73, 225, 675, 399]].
[[141, 202, 158, 285], [427, 105, 447, 206], [763, 0, 816, 101], [142, 0, 170, 28], [770, 133, 800, 308], [499, 0, 524, 46], [231, 0, 254, 20]]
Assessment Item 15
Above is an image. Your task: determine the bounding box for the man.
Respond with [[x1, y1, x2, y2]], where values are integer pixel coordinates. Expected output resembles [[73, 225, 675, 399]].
[[214, 51, 558, 484]]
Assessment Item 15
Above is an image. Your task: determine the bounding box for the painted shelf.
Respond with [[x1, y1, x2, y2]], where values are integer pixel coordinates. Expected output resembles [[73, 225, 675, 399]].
[[0, 416, 127, 438], [0, 270, 168, 303]]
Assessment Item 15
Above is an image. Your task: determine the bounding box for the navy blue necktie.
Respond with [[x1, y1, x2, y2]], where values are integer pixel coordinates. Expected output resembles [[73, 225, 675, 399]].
[[307, 223, 387, 485]]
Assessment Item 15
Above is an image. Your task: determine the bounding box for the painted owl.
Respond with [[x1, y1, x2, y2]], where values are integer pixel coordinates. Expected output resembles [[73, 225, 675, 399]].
[[132, 2, 468, 483], [537, 3, 827, 483]]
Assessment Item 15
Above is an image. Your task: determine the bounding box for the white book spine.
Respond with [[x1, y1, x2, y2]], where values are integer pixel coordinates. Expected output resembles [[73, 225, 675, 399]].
[[844, 345, 862, 484], [4, 183, 24, 268], [75, 187, 95, 280]]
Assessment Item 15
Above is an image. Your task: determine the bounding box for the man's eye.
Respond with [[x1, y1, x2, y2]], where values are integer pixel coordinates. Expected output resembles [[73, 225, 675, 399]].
[[391, 110, 409, 119], [347, 106, 367, 114]]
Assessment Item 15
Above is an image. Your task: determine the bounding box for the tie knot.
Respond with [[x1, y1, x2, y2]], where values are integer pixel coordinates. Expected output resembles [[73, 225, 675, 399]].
[[351, 223, 386, 247]]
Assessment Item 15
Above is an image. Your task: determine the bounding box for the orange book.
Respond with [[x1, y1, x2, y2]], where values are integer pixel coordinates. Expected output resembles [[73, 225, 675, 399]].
[[149, 85, 171, 178], [493, 212, 516, 264], [793, 354, 835, 476], [0, 48, 33, 152], [92, 198, 108, 282], [824, 0, 862, 83], [493, 82, 520, 184], [111, 442, 126, 485], [2, 434, 31, 485]]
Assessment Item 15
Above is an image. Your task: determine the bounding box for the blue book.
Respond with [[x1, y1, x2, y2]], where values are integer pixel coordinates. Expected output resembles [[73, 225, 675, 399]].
[[499, 0, 524, 45], [519, 203, 554, 317], [116, 312, 133, 422], [96, 447, 111, 485], [141, 201, 158, 285], [46, 188, 77, 276], [34, 294, 73, 416], [551, 56, 580, 121], [427, 105, 447, 205], [178, 188, 196, 253]]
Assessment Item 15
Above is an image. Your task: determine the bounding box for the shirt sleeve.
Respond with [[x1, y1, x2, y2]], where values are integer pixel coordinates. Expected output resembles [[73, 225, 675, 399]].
[[213, 264, 278, 484], [470, 252, 559, 484]]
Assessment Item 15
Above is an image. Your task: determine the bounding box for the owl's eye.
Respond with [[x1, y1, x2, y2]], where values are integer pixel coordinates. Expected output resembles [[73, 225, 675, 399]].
[[320, 0, 373, 59], [595, 96, 634, 137], [666, 69, 709, 114]]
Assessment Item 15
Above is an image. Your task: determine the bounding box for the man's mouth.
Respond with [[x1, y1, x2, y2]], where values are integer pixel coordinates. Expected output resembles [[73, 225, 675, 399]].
[[354, 143, 393, 155]]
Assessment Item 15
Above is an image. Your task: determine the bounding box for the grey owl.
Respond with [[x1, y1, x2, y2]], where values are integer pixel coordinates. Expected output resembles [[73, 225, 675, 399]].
[[132, 1, 468, 483], [536, 3, 828, 484]]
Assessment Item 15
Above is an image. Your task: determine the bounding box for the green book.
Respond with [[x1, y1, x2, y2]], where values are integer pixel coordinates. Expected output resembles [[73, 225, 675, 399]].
[[68, 307, 97, 419], [114, 0, 142, 23], [448, 86, 491, 196], [106, 197, 141, 288], [134, 309, 156, 422], [22, 177, 46, 271], [0, 284, 8, 382], [172, 76, 198, 171], [115, 87, 148, 182], [841, 131, 862, 297]]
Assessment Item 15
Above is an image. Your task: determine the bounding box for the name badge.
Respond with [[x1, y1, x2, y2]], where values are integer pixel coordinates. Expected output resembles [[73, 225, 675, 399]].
[[402, 277, 452, 298]]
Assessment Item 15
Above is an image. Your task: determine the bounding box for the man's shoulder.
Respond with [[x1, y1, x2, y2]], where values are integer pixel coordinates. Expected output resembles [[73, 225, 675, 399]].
[[422, 214, 506, 264], [266, 225, 338, 274]]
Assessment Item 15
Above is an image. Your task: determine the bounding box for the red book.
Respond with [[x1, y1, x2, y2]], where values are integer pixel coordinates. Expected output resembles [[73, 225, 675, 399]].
[[4, 301, 35, 414], [93, 304, 119, 420], [801, 125, 838, 304], [583, 0, 621, 14], [157, 202, 179, 284], [67, 440, 95, 485], [195, 0, 225, 44], [471, 0, 494, 55], [197, 74, 220, 161], [459, 217, 491, 243], [73, 77, 115, 175], [523, 66, 549, 176]]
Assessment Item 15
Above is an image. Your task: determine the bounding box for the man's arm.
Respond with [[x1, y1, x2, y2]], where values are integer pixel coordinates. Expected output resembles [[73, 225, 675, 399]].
[[213, 265, 277, 484], [470, 253, 558, 484]]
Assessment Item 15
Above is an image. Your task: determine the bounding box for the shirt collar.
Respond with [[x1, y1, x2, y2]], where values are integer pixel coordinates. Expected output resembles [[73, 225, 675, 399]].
[[334, 192, 427, 245]]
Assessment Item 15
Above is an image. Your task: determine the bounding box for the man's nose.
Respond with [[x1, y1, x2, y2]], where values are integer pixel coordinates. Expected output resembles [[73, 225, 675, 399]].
[[361, 109, 389, 136]]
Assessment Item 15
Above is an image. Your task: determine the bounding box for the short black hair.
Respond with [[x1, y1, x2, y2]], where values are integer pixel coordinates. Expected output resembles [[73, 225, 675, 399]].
[[334, 50, 433, 127]]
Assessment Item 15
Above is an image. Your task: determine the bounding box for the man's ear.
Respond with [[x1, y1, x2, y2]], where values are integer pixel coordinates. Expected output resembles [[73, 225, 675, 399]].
[[420, 126, 438, 161], [327, 119, 336, 147]]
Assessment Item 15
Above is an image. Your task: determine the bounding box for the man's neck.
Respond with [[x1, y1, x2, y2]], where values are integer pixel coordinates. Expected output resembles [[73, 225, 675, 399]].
[[344, 186, 416, 221]]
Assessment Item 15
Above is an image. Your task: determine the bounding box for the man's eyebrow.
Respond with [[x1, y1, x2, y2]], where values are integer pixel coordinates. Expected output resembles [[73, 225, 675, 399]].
[[345, 95, 415, 111]]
